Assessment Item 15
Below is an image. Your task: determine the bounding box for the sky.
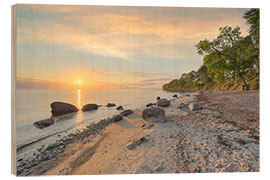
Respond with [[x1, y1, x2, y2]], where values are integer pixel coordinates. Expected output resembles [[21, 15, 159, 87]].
[[16, 4, 250, 89]]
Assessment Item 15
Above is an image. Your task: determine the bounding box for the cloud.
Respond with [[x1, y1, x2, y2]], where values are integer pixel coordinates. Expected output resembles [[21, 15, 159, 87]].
[[17, 5, 249, 62], [16, 5, 250, 89]]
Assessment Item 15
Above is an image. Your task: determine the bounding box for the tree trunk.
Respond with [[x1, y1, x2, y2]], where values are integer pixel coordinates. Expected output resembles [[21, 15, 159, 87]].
[[239, 73, 249, 90], [234, 63, 249, 90]]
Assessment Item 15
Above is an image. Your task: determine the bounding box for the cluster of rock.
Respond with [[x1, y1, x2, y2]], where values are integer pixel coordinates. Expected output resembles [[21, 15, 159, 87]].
[[142, 96, 171, 123], [33, 101, 133, 129], [141, 94, 203, 124]]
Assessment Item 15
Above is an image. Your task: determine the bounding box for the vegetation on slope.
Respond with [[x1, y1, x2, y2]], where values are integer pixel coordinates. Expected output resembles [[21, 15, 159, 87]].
[[163, 8, 259, 91]]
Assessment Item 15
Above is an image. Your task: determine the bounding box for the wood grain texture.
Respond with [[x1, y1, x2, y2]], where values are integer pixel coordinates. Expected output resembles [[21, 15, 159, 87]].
[[11, 4, 17, 176]]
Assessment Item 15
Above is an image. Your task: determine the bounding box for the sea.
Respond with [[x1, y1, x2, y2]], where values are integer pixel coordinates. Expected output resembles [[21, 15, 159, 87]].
[[15, 88, 182, 160]]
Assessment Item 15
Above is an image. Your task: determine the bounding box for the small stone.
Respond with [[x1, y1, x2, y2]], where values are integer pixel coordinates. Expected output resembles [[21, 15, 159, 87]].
[[156, 98, 170, 107], [146, 124, 154, 129], [106, 103, 116, 107], [146, 103, 154, 107], [126, 142, 136, 150], [120, 109, 134, 116], [189, 103, 202, 111], [116, 106, 124, 110], [178, 103, 187, 109], [112, 115, 123, 122], [182, 112, 190, 116]]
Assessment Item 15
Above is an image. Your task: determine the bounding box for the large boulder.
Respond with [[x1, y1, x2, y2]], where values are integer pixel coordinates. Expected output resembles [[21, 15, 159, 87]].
[[106, 103, 116, 107], [121, 109, 134, 116], [189, 103, 202, 111], [50, 102, 78, 117], [33, 118, 54, 129], [156, 98, 170, 107], [142, 107, 166, 123], [82, 104, 98, 111]]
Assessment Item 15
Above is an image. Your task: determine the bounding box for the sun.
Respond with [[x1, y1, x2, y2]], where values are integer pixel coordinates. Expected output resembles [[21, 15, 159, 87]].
[[77, 80, 81, 84]]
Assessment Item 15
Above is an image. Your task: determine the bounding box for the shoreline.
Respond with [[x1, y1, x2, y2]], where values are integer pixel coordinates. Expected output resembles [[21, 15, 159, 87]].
[[16, 91, 187, 176], [17, 90, 259, 175]]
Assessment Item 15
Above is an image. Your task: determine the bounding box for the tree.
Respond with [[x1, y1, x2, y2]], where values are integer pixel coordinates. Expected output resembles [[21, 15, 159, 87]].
[[196, 26, 250, 89], [243, 8, 260, 75], [197, 64, 213, 84], [243, 9, 259, 47]]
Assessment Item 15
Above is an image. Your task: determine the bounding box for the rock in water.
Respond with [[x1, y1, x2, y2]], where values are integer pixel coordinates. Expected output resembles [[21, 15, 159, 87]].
[[50, 102, 78, 117], [120, 109, 134, 116], [142, 107, 166, 123], [156, 98, 170, 107], [156, 96, 161, 100], [112, 115, 123, 122], [146, 103, 154, 107], [189, 103, 202, 111], [106, 103, 116, 107], [116, 106, 124, 110], [82, 104, 98, 111], [173, 94, 178, 98], [33, 118, 55, 129]]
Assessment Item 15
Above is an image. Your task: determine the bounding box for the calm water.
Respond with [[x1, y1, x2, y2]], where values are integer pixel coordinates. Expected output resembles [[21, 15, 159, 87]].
[[16, 88, 180, 160]]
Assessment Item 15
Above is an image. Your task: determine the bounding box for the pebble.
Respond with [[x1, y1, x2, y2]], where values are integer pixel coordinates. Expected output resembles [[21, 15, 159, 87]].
[[126, 142, 136, 150]]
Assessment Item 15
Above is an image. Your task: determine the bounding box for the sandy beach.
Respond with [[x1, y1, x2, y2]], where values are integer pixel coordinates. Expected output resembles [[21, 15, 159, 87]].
[[17, 90, 259, 175]]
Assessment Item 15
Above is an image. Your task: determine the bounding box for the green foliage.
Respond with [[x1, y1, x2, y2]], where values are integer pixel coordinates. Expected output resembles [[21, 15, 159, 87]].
[[243, 9, 260, 75], [243, 8, 259, 47], [196, 26, 252, 87], [163, 9, 259, 91]]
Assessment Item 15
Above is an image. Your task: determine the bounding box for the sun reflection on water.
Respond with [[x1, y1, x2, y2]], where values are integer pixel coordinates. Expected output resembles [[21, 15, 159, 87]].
[[75, 89, 84, 129], [77, 89, 81, 109]]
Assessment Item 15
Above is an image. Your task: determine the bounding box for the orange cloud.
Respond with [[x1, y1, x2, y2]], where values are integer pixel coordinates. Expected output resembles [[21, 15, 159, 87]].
[[17, 5, 249, 62]]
